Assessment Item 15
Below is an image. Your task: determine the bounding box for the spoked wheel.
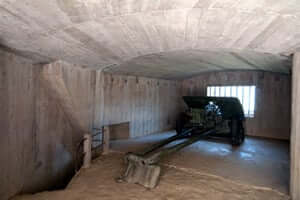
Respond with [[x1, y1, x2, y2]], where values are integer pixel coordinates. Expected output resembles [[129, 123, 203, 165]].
[[231, 119, 245, 146]]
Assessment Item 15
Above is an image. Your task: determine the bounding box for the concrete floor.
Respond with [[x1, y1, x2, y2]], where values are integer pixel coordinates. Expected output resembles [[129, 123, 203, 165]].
[[111, 131, 290, 194]]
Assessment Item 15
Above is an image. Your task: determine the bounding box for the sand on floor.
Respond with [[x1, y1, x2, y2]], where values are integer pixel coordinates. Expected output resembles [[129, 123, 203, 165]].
[[12, 152, 289, 200]]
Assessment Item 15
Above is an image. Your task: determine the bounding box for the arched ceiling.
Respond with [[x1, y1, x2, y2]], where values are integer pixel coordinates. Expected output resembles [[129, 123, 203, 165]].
[[104, 49, 291, 79], [0, 0, 297, 78]]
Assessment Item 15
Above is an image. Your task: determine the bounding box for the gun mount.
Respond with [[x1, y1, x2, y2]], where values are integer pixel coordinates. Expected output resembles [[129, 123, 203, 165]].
[[118, 96, 246, 188]]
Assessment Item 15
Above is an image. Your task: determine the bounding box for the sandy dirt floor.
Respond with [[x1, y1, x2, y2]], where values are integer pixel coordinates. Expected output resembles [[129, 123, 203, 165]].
[[13, 152, 289, 200], [111, 131, 290, 193]]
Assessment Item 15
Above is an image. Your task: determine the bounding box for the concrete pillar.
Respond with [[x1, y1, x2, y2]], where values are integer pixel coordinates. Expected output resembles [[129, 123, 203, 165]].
[[291, 52, 300, 200], [102, 126, 110, 155], [83, 133, 92, 168]]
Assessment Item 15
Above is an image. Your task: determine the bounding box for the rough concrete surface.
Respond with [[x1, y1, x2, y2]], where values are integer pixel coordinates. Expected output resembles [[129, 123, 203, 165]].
[[104, 50, 291, 79], [39, 60, 182, 138], [0, 0, 296, 79], [100, 72, 182, 137], [290, 53, 300, 199], [0, 54, 181, 200], [0, 49, 89, 200], [12, 153, 289, 200]]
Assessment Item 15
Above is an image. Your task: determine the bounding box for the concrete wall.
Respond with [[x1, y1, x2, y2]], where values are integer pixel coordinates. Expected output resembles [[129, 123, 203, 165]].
[[291, 52, 300, 200], [100, 73, 181, 137], [43, 62, 182, 138], [42, 61, 96, 133], [0, 56, 181, 199], [1, 50, 290, 200], [181, 71, 291, 140], [0, 50, 82, 200]]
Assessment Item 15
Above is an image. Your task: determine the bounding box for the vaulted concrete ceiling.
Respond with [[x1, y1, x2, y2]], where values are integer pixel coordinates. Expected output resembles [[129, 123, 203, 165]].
[[104, 49, 291, 79], [0, 0, 297, 79]]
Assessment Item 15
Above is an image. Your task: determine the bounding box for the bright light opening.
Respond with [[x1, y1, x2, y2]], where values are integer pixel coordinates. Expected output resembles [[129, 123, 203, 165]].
[[207, 85, 256, 118]]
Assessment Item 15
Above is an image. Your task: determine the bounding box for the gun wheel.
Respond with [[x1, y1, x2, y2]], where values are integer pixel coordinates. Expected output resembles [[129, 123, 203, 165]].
[[231, 119, 245, 146]]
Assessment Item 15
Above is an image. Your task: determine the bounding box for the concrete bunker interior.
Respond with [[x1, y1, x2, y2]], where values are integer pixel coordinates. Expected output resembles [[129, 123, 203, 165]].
[[0, 1, 300, 200]]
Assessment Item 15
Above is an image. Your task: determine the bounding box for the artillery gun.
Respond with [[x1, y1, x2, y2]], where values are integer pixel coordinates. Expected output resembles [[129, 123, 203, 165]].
[[118, 96, 245, 188]]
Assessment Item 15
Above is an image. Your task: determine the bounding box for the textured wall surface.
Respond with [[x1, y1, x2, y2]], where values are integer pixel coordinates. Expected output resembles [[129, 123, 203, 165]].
[[0, 0, 295, 79], [104, 50, 291, 79], [100, 73, 181, 137], [0, 47, 37, 200], [291, 52, 300, 200], [0, 56, 181, 200], [42, 61, 96, 133], [182, 71, 291, 140], [0, 50, 82, 200], [43, 61, 182, 138]]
